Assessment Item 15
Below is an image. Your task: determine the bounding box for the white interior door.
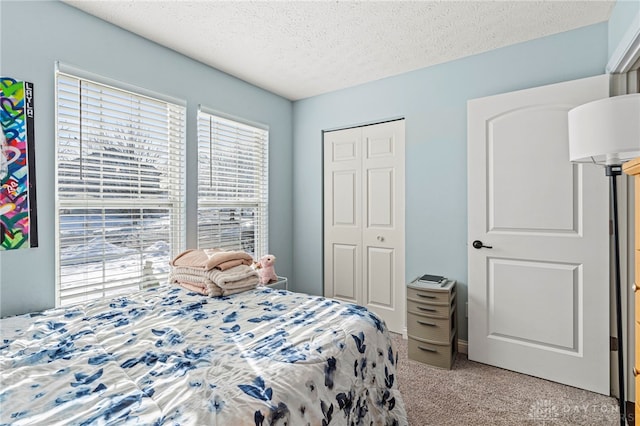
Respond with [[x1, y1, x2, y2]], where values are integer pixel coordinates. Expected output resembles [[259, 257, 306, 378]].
[[324, 120, 405, 333], [468, 75, 610, 394]]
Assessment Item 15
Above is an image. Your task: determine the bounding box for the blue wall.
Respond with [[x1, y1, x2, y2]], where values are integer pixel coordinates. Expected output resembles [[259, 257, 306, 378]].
[[608, 0, 640, 62], [0, 1, 293, 317], [291, 23, 609, 341], [0, 0, 617, 342]]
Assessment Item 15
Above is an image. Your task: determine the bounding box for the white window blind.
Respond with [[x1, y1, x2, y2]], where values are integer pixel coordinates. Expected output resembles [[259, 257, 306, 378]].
[[55, 71, 186, 306], [197, 110, 268, 259]]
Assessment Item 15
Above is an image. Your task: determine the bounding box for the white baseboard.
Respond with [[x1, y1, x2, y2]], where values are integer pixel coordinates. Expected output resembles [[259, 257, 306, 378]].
[[458, 339, 468, 355]]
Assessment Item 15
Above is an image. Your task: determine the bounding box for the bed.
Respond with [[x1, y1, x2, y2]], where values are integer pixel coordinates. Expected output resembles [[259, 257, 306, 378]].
[[0, 285, 407, 425]]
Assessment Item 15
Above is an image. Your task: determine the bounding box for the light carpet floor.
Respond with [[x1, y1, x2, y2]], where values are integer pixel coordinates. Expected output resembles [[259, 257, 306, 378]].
[[391, 333, 621, 425]]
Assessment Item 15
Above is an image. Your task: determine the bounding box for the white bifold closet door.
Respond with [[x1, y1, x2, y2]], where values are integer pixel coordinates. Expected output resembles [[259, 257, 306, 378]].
[[323, 119, 405, 334]]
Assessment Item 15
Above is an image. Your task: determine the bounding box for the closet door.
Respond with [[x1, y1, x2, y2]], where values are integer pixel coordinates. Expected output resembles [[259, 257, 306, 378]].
[[323, 127, 362, 305], [324, 120, 405, 334]]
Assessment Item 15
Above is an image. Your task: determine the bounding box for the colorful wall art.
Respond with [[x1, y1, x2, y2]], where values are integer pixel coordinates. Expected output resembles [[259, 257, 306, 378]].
[[0, 77, 38, 250]]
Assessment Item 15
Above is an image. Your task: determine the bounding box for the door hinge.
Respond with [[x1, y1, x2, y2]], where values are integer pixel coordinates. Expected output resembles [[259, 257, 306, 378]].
[[609, 220, 613, 236], [611, 336, 618, 351]]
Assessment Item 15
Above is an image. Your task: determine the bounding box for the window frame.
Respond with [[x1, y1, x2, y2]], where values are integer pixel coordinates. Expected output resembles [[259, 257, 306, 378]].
[[54, 63, 186, 306], [196, 107, 269, 259]]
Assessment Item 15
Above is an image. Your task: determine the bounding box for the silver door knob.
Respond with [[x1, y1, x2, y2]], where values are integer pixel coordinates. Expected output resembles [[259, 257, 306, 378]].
[[377, 235, 384, 242]]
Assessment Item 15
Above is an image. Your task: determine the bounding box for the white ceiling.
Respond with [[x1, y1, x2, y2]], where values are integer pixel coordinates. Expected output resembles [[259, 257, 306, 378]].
[[64, 1, 615, 101]]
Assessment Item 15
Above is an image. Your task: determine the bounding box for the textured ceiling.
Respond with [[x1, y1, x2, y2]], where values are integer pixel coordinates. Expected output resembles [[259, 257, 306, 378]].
[[63, 1, 615, 101]]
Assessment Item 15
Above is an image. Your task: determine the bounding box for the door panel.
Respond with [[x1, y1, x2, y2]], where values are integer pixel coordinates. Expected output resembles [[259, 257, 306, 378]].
[[488, 258, 578, 350], [332, 139, 358, 161], [468, 74, 610, 394], [333, 171, 357, 226], [332, 244, 358, 303], [367, 246, 394, 307], [366, 131, 395, 158], [324, 120, 405, 334], [489, 108, 577, 232], [367, 168, 394, 227]]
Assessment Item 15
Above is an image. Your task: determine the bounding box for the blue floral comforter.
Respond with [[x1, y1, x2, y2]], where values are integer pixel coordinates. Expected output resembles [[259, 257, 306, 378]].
[[0, 286, 407, 425]]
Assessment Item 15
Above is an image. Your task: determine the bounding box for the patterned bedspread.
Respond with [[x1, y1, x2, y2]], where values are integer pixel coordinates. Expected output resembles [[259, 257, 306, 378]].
[[0, 286, 407, 425]]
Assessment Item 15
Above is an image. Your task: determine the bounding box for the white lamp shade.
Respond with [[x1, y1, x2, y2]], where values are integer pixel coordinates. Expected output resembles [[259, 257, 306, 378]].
[[568, 93, 640, 165]]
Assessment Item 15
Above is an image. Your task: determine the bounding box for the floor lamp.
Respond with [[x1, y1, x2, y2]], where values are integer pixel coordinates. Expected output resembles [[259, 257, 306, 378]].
[[568, 93, 640, 426]]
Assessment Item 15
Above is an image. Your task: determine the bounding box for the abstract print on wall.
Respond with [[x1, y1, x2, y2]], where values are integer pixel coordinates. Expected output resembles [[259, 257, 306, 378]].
[[0, 77, 38, 250]]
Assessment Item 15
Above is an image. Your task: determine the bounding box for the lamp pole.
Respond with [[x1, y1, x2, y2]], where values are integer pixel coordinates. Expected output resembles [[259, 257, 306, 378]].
[[606, 164, 626, 426]]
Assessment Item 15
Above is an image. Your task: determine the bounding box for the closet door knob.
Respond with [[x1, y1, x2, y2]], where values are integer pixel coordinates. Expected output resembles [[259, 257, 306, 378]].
[[633, 283, 638, 293], [377, 235, 384, 242]]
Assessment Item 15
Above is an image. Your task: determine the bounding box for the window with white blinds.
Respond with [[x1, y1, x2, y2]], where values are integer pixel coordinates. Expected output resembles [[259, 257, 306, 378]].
[[55, 71, 186, 306], [197, 111, 268, 259]]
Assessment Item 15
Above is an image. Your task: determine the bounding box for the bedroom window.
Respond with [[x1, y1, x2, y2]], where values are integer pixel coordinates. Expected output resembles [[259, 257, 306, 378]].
[[55, 67, 186, 306], [197, 109, 268, 259]]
